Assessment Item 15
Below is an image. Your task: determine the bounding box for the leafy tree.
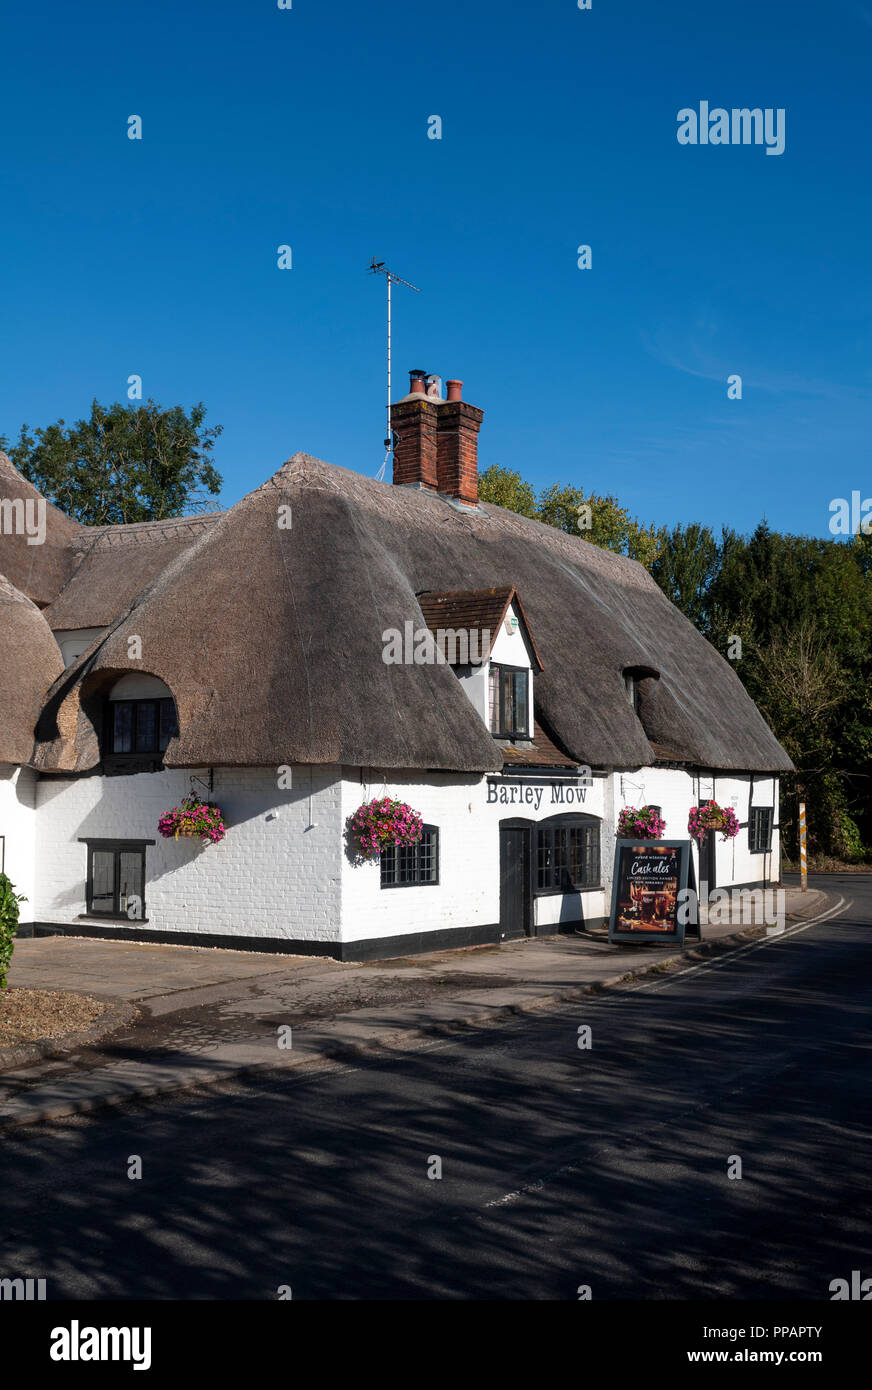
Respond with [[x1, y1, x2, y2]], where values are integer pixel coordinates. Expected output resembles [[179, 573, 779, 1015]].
[[474, 462, 872, 858], [478, 465, 537, 518], [3, 398, 223, 525], [650, 522, 721, 631], [478, 466, 659, 569]]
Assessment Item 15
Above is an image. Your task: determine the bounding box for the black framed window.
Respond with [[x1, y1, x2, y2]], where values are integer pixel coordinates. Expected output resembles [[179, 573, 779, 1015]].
[[380, 826, 439, 888], [749, 806, 773, 854], [536, 818, 600, 894], [83, 840, 149, 919], [489, 663, 529, 738], [110, 698, 178, 755]]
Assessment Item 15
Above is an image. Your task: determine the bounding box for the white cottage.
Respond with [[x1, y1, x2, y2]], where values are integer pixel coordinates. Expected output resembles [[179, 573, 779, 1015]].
[[0, 371, 792, 959]]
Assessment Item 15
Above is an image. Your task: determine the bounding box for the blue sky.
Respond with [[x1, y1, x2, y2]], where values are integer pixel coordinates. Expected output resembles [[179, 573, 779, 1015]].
[[1, 0, 869, 538]]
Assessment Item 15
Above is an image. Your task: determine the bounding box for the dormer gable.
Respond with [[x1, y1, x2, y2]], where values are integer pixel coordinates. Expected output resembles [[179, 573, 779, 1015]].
[[416, 586, 543, 672], [417, 586, 543, 743]]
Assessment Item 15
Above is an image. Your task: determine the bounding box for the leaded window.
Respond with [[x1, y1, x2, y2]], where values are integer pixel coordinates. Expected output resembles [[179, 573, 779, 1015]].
[[536, 820, 600, 893], [380, 826, 439, 888], [110, 698, 178, 755], [749, 806, 773, 854]]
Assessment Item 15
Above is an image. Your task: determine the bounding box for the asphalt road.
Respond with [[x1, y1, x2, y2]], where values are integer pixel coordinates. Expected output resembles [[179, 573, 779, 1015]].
[[2, 874, 870, 1300]]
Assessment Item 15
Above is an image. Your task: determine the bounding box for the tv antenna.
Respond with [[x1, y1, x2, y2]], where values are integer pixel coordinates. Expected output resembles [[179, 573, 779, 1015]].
[[369, 259, 421, 480]]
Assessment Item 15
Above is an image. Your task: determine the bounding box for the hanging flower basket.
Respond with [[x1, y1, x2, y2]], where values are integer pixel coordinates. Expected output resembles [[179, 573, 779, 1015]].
[[347, 797, 423, 862], [617, 805, 666, 840], [159, 794, 226, 844], [688, 800, 739, 844]]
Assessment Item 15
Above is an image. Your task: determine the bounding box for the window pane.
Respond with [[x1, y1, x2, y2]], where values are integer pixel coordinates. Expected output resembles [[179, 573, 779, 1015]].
[[113, 702, 133, 754], [513, 672, 528, 735], [502, 669, 514, 732], [158, 699, 177, 752], [537, 829, 553, 890], [90, 851, 115, 912], [419, 830, 436, 883], [397, 843, 416, 884], [488, 667, 500, 733], [380, 846, 397, 887], [135, 701, 157, 752], [569, 827, 585, 884], [553, 827, 568, 883], [118, 852, 143, 917]]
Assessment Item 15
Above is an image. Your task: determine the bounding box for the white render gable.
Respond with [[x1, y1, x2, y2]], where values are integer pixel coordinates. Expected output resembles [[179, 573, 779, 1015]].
[[455, 600, 536, 739]]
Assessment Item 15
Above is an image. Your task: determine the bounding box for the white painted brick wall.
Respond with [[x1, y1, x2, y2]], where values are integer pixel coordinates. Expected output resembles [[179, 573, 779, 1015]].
[[23, 756, 782, 951], [611, 767, 781, 895], [340, 767, 607, 943], [0, 765, 37, 911], [33, 765, 343, 943]]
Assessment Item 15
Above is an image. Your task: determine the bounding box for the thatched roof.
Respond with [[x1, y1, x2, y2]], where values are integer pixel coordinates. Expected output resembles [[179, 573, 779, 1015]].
[[22, 452, 792, 775], [44, 513, 224, 629], [0, 575, 64, 762], [0, 451, 81, 605]]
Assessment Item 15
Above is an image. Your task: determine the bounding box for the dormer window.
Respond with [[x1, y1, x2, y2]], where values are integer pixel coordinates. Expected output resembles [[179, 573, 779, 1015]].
[[416, 587, 542, 742], [111, 697, 177, 755], [623, 666, 658, 718], [489, 663, 529, 739], [103, 673, 178, 772], [624, 672, 640, 713]]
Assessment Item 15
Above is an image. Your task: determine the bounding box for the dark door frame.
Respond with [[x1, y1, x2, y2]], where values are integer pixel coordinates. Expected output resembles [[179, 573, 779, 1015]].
[[698, 827, 717, 896], [499, 817, 534, 939]]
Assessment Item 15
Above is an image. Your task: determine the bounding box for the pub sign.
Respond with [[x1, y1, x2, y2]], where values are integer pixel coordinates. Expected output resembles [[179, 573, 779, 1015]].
[[608, 839, 692, 945]]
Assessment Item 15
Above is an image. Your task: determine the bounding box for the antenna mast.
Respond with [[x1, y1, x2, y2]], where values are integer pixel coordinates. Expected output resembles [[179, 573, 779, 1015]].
[[369, 259, 421, 479]]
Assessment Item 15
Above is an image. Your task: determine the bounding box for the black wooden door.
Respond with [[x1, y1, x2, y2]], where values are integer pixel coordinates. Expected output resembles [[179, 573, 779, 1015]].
[[500, 826, 532, 938], [699, 828, 716, 896]]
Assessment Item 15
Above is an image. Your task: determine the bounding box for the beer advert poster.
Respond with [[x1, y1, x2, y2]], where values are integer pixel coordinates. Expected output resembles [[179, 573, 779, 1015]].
[[608, 839, 691, 945]]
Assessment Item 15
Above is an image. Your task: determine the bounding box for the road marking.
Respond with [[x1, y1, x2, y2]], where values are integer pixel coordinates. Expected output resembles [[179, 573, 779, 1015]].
[[623, 896, 852, 996]]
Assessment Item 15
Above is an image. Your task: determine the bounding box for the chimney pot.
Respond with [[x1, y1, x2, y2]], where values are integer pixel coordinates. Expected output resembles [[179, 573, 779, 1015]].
[[409, 369, 427, 395], [445, 379, 463, 402]]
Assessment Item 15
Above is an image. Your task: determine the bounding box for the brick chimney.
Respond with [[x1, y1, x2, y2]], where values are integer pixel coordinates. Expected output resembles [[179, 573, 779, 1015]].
[[391, 371, 483, 505], [436, 380, 483, 506], [391, 370, 438, 490]]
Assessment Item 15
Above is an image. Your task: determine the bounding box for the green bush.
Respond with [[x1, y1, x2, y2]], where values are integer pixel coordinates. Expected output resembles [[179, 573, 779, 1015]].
[[0, 873, 26, 991], [836, 811, 865, 862]]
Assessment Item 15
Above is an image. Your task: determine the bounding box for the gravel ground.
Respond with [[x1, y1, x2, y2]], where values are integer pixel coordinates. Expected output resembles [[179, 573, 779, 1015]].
[[0, 988, 106, 1044]]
